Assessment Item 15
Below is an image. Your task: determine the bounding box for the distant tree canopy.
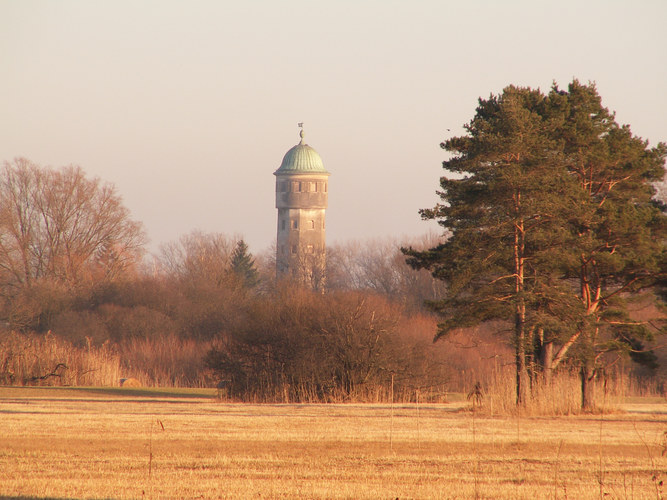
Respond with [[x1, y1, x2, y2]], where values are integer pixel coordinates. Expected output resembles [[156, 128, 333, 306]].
[[158, 231, 238, 288], [326, 235, 447, 309], [404, 80, 667, 410], [0, 158, 147, 330]]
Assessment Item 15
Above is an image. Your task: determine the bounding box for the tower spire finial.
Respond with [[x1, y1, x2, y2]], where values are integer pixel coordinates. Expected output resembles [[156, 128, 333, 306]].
[[298, 122, 304, 144]]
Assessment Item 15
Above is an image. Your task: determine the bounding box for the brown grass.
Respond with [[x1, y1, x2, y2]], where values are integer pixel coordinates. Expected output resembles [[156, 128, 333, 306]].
[[0, 387, 664, 499]]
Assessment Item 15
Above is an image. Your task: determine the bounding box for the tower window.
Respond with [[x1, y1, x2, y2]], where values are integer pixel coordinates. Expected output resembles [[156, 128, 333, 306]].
[[281, 219, 286, 231], [291, 245, 297, 254], [306, 244, 314, 254], [292, 181, 300, 192], [291, 219, 298, 229], [309, 220, 315, 229]]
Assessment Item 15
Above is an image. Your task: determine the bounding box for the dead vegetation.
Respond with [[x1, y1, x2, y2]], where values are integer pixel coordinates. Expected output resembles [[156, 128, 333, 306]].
[[0, 234, 663, 410], [0, 389, 664, 499], [0, 330, 123, 386]]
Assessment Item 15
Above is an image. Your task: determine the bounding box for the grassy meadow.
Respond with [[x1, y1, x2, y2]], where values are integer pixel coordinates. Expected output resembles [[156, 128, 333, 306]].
[[0, 387, 665, 499]]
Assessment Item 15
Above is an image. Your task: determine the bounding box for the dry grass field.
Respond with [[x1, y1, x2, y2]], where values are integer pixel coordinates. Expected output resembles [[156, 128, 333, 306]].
[[0, 387, 665, 499]]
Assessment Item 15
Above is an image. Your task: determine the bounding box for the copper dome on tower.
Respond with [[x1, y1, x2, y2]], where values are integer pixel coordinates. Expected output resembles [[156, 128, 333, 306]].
[[274, 128, 329, 175]]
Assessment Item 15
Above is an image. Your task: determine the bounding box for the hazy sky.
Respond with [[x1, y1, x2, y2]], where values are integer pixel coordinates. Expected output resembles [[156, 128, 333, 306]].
[[2, 0, 666, 255]]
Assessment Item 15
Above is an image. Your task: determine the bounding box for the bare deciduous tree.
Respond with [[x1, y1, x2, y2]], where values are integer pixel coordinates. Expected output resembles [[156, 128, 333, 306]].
[[0, 158, 146, 290], [0, 158, 147, 328], [157, 231, 239, 287], [327, 235, 447, 308]]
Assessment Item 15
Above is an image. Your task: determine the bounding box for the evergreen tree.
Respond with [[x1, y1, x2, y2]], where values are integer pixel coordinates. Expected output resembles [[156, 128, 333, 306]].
[[404, 85, 579, 406], [405, 80, 667, 410], [547, 81, 667, 410], [230, 240, 259, 289]]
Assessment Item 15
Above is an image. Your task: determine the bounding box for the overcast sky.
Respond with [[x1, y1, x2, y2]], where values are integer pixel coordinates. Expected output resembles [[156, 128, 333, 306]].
[[2, 0, 666, 255]]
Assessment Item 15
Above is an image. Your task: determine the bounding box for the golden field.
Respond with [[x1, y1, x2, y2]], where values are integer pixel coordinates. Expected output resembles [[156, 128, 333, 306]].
[[0, 387, 665, 499]]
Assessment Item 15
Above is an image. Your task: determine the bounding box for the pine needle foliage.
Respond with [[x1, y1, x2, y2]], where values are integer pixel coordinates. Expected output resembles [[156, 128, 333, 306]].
[[404, 80, 667, 410], [230, 239, 259, 289]]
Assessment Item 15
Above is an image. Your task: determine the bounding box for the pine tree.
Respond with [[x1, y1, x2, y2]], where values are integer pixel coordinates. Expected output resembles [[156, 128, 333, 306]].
[[547, 81, 667, 410], [230, 240, 259, 289], [405, 80, 667, 410], [405, 85, 578, 406]]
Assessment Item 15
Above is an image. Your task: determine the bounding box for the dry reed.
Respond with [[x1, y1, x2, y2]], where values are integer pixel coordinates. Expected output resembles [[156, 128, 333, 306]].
[[0, 328, 658, 415], [117, 334, 213, 387], [472, 364, 629, 416], [0, 330, 215, 388], [0, 330, 123, 386]]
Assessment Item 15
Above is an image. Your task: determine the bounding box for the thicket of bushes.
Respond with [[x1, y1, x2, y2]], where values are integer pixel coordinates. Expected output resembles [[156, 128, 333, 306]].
[[204, 287, 455, 402], [0, 235, 453, 397], [0, 232, 663, 406]]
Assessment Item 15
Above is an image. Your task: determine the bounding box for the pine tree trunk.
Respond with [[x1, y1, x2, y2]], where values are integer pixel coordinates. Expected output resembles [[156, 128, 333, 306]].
[[516, 354, 529, 407], [541, 341, 553, 385], [513, 210, 529, 407], [515, 302, 529, 406], [581, 362, 596, 412], [526, 326, 535, 383]]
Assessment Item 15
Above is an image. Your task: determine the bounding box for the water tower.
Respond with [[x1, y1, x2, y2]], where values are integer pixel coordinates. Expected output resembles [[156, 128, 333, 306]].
[[274, 124, 330, 289]]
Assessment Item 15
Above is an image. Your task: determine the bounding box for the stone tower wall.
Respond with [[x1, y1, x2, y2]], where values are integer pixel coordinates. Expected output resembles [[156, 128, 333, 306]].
[[275, 173, 328, 287]]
